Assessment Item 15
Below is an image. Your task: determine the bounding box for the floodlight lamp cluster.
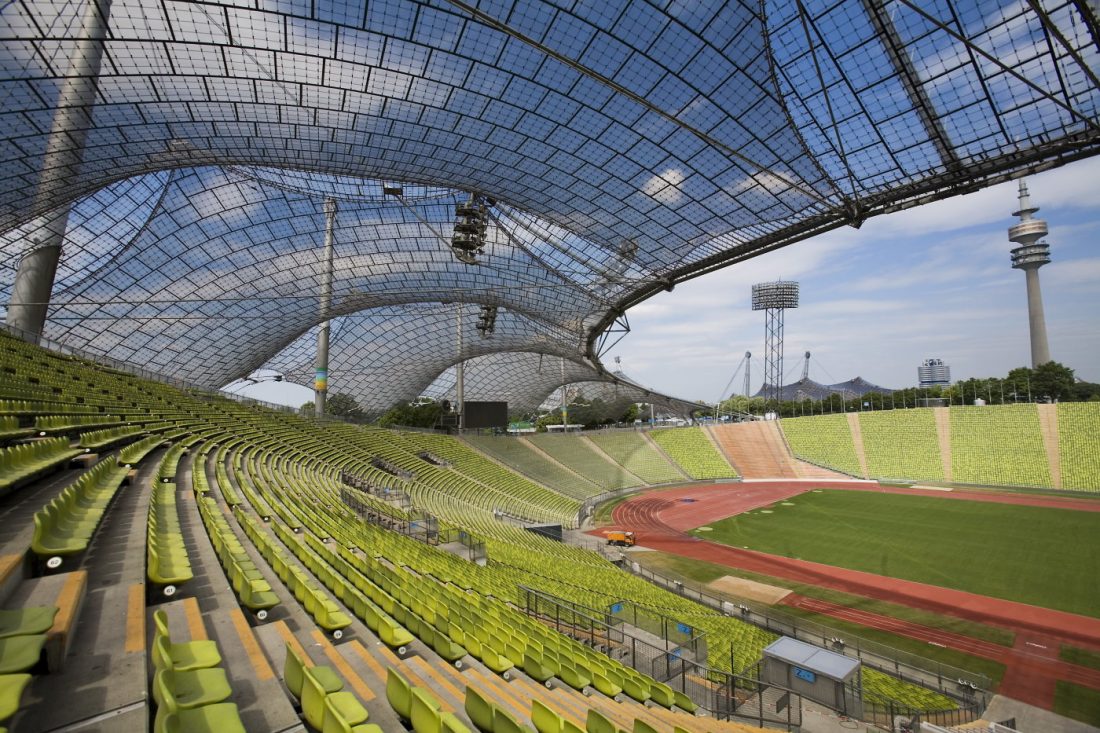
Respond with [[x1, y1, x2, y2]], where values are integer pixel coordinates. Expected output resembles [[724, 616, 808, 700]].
[[476, 305, 498, 338], [452, 193, 490, 264], [751, 281, 800, 310]]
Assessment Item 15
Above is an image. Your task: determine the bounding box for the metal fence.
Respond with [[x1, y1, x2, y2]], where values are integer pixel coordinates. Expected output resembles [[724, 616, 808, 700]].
[[518, 586, 802, 730], [617, 556, 992, 704]]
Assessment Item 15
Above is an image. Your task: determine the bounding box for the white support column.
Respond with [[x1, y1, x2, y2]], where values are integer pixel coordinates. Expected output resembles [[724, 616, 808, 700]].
[[455, 304, 464, 430], [314, 198, 337, 416], [6, 0, 113, 339]]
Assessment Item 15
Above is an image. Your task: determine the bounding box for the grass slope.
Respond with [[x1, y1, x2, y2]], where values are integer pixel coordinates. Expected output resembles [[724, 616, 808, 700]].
[[634, 551, 1009, 686], [694, 490, 1100, 617], [1054, 681, 1100, 727]]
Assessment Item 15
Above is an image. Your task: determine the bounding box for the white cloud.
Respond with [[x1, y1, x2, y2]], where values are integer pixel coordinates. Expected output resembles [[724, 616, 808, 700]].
[[609, 156, 1100, 398]]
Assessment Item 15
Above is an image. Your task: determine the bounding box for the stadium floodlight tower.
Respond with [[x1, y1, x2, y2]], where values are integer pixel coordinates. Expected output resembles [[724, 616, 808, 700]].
[[752, 281, 799, 407], [1008, 180, 1052, 367]]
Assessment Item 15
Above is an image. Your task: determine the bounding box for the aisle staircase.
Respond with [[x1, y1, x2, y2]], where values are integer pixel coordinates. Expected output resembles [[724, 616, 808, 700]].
[[707, 422, 798, 479]]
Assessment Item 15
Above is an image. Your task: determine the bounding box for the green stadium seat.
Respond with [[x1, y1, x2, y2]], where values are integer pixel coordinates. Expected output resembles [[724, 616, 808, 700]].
[[151, 612, 221, 672], [410, 686, 443, 733], [152, 667, 232, 729], [282, 642, 343, 701], [302, 666, 369, 731], [322, 692, 384, 733], [530, 699, 561, 733], [632, 721, 658, 733], [590, 670, 621, 699], [0, 674, 31, 723], [493, 708, 534, 733], [523, 651, 554, 683], [0, 607, 57, 639], [386, 667, 413, 721], [0, 635, 46, 674], [584, 710, 622, 733], [154, 702, 246, 733], [464, 686, 494, 732], [672, 690, 696, 713], [440, 712, 473, 733], [647, 681, 674, 709]]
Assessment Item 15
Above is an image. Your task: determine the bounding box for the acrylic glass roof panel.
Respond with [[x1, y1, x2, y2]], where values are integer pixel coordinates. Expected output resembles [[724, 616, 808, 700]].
[[37, 165, 628, 387], [262, 308, 587, 414], [422, 351, 606, 415], [417, 352, 699, 419], [0, 0, 1097, 410]]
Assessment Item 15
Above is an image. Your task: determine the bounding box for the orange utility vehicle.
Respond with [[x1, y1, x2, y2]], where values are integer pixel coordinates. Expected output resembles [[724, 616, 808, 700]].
[[606, 531, 636, 547]]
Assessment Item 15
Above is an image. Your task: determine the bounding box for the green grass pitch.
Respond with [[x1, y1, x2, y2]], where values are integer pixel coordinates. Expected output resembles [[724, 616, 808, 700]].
[[693, 490, 1100, 618]]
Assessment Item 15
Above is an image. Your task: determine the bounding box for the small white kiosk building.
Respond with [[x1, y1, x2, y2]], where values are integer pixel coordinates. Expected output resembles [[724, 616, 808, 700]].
[[762, 637, 862, 718]]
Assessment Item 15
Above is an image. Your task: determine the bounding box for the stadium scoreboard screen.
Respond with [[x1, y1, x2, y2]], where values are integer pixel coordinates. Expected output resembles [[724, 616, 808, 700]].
[[463, 401, 508, 429]]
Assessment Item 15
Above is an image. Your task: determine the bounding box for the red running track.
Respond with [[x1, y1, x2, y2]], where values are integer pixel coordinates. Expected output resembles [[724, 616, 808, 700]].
[[782, 595, 1100, 708], [595, 480, 1100, 707], [597, 481, 1100, 647]]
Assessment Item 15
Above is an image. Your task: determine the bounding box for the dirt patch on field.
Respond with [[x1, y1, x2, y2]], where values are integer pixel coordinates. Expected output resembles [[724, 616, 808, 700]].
[[708, 575, 792, 605]]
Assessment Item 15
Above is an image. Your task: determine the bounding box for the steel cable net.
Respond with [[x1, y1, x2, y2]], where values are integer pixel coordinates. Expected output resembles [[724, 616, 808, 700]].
[[0, 0, 1097, 405], [264, 310, 590, 415]]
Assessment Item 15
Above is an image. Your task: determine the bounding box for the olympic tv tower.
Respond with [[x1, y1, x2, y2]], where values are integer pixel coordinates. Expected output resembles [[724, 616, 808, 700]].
[[1008, 180, 1052, 367]]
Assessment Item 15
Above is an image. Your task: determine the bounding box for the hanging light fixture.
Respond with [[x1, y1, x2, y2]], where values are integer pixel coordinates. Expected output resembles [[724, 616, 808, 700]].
[[451, 193, 488, 264], [475, 305, 498, 337]]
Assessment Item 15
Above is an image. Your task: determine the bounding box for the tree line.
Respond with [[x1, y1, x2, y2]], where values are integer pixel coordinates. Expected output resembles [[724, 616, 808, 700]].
[[711, 361, 1097, 420]]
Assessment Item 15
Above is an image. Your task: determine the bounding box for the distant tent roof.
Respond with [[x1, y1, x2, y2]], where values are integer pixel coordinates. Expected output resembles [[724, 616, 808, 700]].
[[828, 377, 894, 397], [755, 376, 894, 401]]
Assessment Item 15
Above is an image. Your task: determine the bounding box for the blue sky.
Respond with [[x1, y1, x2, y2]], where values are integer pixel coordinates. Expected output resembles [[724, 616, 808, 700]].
[[608, 156, 1100, 403], [233, 155, 1100, 408]]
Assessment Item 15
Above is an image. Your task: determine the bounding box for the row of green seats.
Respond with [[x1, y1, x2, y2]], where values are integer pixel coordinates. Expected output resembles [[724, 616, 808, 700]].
[[390, 431, 581, 525], [119, 434, 169, 467], [0, 437, 82, 495], [389, 667, 469, 733], [527, 435, 638, 491], [31, 458, 128, 566], [284, 642, 382, 733], [950, 405, 1052, 487], [151, 608, 244, 733], [859, 409, 943, 482], [213, 443, 243, 506], [153, 438, 199, 481], [78, 425, 145, 451], [196, 496, 279, 619], [272, 523, 410, 647], [1059, 402, 1100, 490], [462, 436, 602, 501], [780, 414, 863, 476], [35, 414, 120, 434], [0, 417, 32, 443], [147, 482, 193, 596], [231, 507, 352, 637], [586, 433, 684, 485], [648, 428, 737, 480]]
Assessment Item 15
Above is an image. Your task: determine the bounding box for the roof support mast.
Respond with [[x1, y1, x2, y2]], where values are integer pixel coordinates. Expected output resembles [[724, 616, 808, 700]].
[[314, 198, 337, 416], [6, 0, 112, 341]]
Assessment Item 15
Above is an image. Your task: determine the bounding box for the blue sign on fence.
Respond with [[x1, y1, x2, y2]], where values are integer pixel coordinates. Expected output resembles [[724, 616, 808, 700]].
[[676, 622, 691, 635], [794, 667, 816, 683], [610, 602, 623, 614]]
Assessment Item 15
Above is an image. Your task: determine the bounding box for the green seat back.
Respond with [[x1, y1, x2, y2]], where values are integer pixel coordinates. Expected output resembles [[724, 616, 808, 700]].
[[386, 667, 412, 721], [410, 686, 442, 733], [463, 686, 494, 732], [530, 699, 561, 733], [584, 710, 616, 733]]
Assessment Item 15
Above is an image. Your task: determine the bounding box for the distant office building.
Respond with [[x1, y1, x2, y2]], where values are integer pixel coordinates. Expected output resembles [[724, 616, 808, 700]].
[[918, 358, 950, 388]]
